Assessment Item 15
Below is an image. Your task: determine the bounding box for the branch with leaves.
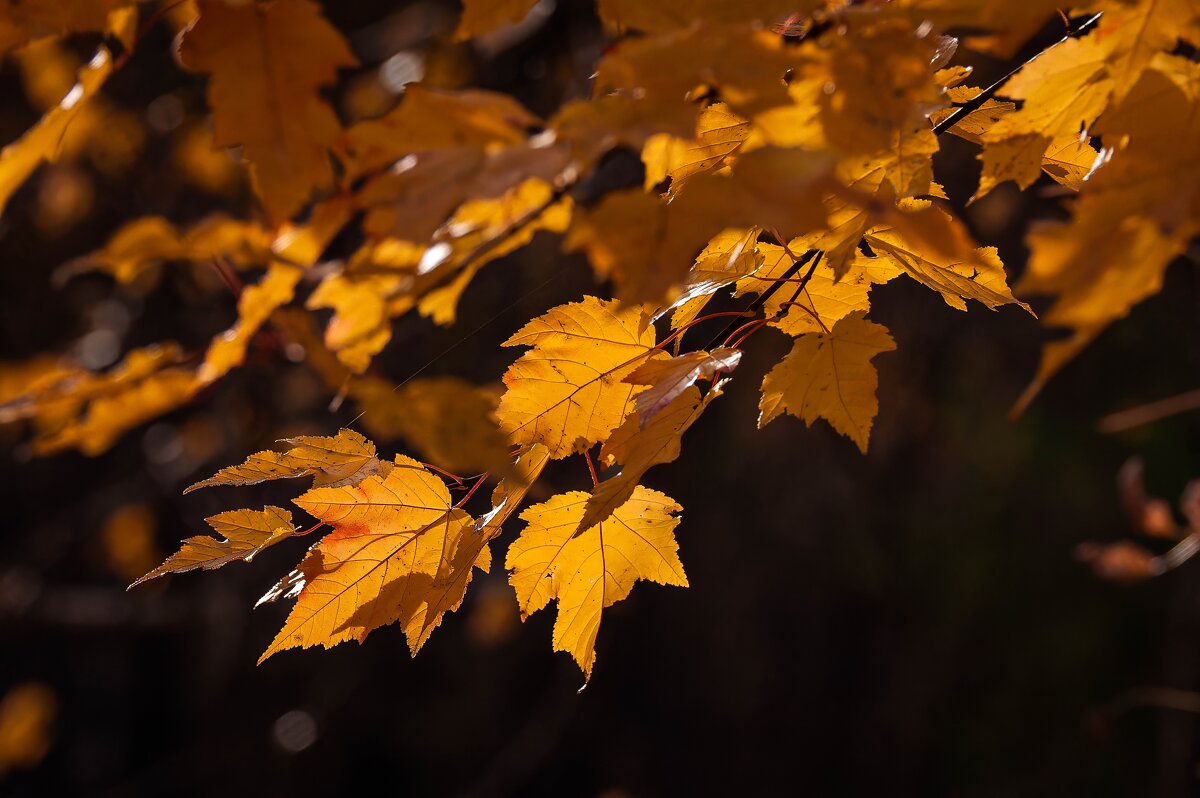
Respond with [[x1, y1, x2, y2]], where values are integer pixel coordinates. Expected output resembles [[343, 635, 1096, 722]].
[[0, 0, 1197, 680]]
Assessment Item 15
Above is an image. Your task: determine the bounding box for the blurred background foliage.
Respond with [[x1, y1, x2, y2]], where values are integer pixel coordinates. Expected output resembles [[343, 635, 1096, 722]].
[[1, 1, 1199, 796]]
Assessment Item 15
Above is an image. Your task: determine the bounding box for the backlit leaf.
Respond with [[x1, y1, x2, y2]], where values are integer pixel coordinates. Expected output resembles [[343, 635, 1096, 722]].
[[864, 202, 1028, 312], [178, 0, 357, 222], [185, 429, 380, 493], [195, 262, 302, 386], [131, 507, 296, 588], [260, 456, 482, 661], [496, 297, 657, 458], [507, 486, 686, 678], [0, 344, 194, 457], [758, 311, 896, 452]]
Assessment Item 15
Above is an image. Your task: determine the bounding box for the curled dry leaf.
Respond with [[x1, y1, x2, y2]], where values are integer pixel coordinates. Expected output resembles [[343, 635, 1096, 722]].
[[624, 348, 739, 428]]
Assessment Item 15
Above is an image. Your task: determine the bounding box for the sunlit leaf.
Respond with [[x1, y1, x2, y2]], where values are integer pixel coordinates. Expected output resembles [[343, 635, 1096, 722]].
[[759, 311, 896, 452], [507, 486, 686, 679]]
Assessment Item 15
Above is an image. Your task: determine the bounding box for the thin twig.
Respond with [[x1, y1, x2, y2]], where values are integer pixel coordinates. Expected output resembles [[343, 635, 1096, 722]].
[[454, 473, 490, 508], [654, 311, 753, 352], [705, 248, 821, 350], [423, 463, 466, 484], [584, 450, 599, 488], [721, 318, 768, 348], [932, 11, 1103, 136], [725, 320, 767, 350], [773, 250, 824, 322]]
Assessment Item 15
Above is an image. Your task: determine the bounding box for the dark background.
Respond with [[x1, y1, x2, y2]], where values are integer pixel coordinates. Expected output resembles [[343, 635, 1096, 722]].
[[2, 2, 1199, 796]]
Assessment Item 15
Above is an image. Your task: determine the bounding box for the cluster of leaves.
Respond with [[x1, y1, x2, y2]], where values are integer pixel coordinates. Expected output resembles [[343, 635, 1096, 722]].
[[0, 0, 1196, 678]]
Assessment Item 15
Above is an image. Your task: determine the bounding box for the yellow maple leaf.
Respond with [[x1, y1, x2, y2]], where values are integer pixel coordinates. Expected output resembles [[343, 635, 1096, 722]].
[[477, 444, 550, 539], [185, 428, 381, 493], [564, 189, 677, 304], [506, 486, 687, 679], [1102, 0, 1200, 103], [131, 507, 296, 588], [864, 201, 1028, 312], [414, 178, 573, 326], [641, 102, 750, 192], [759, 311, 896, 452], [37, 368, 194, 456], [496, 297, 657, 458], [551, 95, 698, 169], [2, 344, 195, 457], [803, 19, 946, 158], [357, 142, 570, 245], [659, 228, 763, 330], [312, 178, 570, 372], [593, 24, 803, 135], [260, 455, 484, 661], [60, 214, 270, 284], [193, 197, 352, 384], [1014, 54, 1200, 411], [936, 94, 1015, 144], [1038, 135, 1101, 191], [569, 147, 833, 304], [305, 272, 400, 373], [975, 32, 1112, 199], [178, 0, 357, 223]]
